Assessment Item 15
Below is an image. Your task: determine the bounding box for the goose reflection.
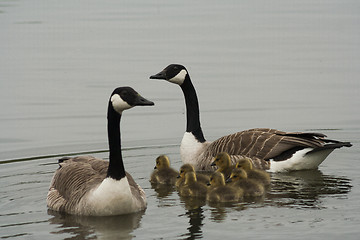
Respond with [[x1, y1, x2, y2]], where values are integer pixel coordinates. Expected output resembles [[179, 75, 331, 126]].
[[266, 169, 352, 209], [48, 210, 145, 240], [178, 207, 205, 240]]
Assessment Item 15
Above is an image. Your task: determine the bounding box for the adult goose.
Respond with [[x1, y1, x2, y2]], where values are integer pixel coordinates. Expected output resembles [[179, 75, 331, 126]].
[[47, 87, 154, 216], [150, 64, 352, 172]]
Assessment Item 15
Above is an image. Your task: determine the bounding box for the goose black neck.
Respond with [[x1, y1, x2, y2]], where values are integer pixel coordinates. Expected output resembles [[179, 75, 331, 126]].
[[106, 103, 126, 180], [180, 75, 206, 143]]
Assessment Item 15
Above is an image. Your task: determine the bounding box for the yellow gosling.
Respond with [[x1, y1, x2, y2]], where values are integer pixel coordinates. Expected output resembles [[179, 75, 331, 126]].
[[211, 152, 235, 179], [236, 157, 271, 186], [207, 172, 243, 203], [178, 172, 208, 198], [150, 155, 179, 185], [176, 164, 210, 188], [227, 168, 265, 197]]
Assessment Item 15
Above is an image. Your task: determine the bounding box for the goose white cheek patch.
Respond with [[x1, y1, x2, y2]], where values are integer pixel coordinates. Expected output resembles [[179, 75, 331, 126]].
[[111, 94, 132, 113], [169, 69, 187, 85]]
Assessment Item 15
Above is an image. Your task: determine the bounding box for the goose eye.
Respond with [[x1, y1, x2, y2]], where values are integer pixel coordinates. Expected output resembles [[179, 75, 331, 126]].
[[121, 91, 128, 97]]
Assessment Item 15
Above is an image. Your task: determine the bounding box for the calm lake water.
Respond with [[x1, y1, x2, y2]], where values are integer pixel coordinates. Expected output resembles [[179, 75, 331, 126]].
[[1, 0, 359, 239]]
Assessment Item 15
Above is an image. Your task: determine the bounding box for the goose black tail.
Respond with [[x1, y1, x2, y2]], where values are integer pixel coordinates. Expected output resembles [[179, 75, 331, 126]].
[[306, 141, 352, 154]]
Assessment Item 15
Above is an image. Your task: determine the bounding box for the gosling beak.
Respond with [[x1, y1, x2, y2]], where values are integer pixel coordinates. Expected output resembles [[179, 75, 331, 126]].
[[177, 175, 181, 178], [225, 178, 232, 183], [210, 162, 216, 167], [207, 182, 211, 186], [150, 69, 167, 80], [154, 166, 157, 169]]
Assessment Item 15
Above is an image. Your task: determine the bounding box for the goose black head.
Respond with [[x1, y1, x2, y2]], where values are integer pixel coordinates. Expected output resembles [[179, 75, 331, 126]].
[[150, 64, 188, 85], [110, 86, 154, 114]]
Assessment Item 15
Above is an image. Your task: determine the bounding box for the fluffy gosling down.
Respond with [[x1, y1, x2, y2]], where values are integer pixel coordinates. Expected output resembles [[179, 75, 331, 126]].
[[236, 157, 271, 186], [176, 164, 210, 188], [150, 155, 179, 185], [227, 168, 265, 198], [178, 172, 208, 198], [207, 172, 243, 203], [211, 152, 236, 179]]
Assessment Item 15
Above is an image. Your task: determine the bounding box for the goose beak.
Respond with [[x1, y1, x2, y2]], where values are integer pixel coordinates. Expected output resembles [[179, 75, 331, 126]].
[[150, 70, 166, 80], [134, 95, 154, 106]]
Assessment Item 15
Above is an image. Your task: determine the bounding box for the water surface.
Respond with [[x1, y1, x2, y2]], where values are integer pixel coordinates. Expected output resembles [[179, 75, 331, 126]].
[[1, 0, 359, 239]]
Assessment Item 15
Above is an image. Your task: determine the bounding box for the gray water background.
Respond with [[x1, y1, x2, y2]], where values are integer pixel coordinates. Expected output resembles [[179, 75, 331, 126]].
[[1, 0, 359, 239]]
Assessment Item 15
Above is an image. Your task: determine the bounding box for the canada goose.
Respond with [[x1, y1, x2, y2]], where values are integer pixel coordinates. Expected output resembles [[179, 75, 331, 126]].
[[227, 168, 265, 198], [178, 172, 208, 198], [150, 155, 179, 185], [236, 157, 271, 186], [211, 152, 235, 179], [47, 87, 154, 216], [176, 163, 210, 188], [150, 64, 352, 172], [207, 172, 243, 203]]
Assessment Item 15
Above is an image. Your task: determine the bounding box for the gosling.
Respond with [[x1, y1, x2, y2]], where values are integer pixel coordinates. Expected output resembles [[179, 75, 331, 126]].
[[176, 164, 210, 188], [227, 168, 265, 198], [178, 172, 208, 198], [150, 155, 179, 185], [236, 157, 271, 186], [211, 152, 235, 179], [207, 172, 243, 203]]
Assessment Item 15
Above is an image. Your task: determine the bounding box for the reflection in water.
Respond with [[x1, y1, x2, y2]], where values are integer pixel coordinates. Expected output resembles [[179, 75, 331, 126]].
[[48, 210, 145, 240], [208, 201, 254, 223], [208, 203, 235, 223], [180, 196, 207, 211], [150, 183, 177, 199], [266, 170, 352, 209], [151, 180, 207, 240], [178, 207, 205, 240]]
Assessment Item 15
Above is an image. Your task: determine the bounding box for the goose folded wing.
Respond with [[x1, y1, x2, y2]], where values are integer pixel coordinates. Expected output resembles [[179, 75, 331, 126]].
[[203, 128, 326, 161], [48, 157, 107, 210]]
